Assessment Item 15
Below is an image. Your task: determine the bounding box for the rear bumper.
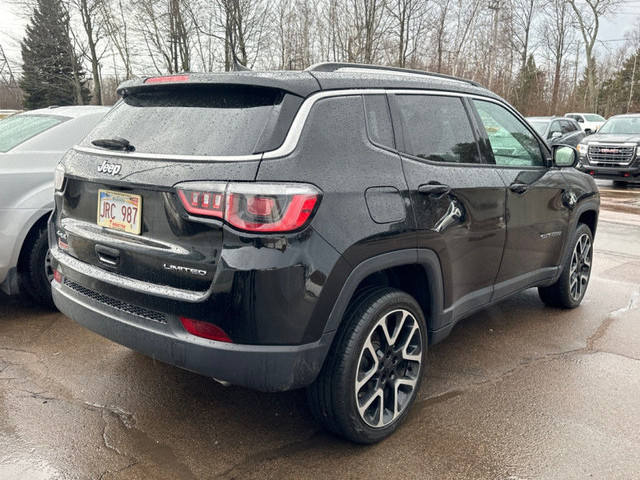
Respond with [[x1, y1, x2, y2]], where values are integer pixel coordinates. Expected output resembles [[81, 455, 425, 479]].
[[52, 276, 334, 391]]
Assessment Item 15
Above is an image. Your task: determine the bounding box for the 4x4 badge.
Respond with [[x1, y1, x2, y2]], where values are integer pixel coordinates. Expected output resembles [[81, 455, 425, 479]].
[[97, 160, 122, 176]]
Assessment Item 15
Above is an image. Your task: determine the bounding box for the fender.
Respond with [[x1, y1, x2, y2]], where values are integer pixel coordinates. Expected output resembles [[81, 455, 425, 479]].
[[322, 248, 447, 342], [537, 199, 599, 289], [568, 200, 599, 237]]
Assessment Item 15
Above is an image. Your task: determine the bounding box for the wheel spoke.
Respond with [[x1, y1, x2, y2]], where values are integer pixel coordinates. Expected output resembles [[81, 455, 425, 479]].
[[400, 323, 421, 362], [357, 387, 383, 424], [356, 338, 379, 391], [393, 378, 417, 420]]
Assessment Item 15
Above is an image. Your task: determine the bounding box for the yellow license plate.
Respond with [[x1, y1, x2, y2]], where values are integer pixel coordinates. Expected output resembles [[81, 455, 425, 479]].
[[97, 189, 142, 234]]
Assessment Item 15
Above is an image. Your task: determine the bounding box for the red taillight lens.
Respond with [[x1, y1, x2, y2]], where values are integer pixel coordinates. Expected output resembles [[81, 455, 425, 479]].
[[176, 182, 321, 233], [246, 196, 275, 216], [53, 269, 62, 283], [177, 184, 225, 218], [144, 75, 190, 84], [180, 317, 232, 342]]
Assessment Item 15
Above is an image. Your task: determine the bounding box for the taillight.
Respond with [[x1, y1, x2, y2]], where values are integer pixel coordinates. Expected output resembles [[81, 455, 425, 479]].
[[176, 183, 226, 218], [53, 269, 62, 283], [175, 182, 321, 233], [180, 317, 232, 342], [144, 75, 190, 84]]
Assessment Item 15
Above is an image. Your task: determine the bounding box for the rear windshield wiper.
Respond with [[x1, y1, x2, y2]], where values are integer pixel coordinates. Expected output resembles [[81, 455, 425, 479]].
[[91, 137, 135, 152]]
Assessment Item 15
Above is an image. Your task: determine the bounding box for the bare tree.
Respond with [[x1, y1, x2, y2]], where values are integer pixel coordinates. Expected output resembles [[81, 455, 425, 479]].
[[99, 0, 134, 79], [132, 0, 192, 74], [568, 0, 620, 110], [511, 0, 543, 72], [540, 0, 575, 113], [386, 0, 427, 67], [74, 0, 105, 103]]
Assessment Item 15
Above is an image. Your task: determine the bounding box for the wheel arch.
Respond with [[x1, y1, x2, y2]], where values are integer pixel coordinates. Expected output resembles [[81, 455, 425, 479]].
[[323, 249, 446, 343], [17, 210, 52, 273], [577, 208, 598, 237]]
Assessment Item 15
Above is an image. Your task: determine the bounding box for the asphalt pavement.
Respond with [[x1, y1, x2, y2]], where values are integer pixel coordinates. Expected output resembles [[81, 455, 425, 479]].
[[1, 181, 639, 479]]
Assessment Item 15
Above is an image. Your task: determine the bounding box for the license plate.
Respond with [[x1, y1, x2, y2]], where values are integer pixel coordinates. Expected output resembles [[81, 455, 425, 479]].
[[97, 189, 142, 234]]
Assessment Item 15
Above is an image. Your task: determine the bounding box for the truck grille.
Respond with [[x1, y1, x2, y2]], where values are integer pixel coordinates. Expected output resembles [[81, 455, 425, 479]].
[[587, 144, 635, 165], [63, 279, 166, 323]]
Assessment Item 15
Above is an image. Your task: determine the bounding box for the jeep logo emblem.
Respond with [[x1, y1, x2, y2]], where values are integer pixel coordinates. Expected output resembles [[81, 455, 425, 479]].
[[98, 160, 122, 176]]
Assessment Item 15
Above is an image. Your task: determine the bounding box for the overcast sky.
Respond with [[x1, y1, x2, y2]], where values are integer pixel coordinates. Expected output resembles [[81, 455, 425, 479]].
[[1, 0, 640, 74]]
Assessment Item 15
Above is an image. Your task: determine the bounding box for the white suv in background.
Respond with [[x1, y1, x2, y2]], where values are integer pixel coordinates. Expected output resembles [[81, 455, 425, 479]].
[[0, 106, 109, 307], [565, 113, 606, 134]]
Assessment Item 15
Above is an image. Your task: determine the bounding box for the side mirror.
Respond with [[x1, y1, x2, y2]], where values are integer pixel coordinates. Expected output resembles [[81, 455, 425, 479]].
[[552, 144, 578, 168], [577, 118, 584, 123], [550, 131, 562, 139]]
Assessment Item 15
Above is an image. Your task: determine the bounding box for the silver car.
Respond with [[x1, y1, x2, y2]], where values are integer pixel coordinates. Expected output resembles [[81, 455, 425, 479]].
[[0, 105, 110, 307]]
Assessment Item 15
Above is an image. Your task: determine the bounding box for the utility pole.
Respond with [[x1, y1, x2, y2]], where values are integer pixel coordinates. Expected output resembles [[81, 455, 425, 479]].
[[488, 0, 501, 89], [0, 43, 20, 102], [628, 53, 637, 113]]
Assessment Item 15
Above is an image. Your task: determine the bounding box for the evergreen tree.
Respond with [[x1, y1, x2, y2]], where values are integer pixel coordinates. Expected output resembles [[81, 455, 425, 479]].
[[599, 48, 640, 116], [513, 55, 545, 115], [20, 0, 90, 109]]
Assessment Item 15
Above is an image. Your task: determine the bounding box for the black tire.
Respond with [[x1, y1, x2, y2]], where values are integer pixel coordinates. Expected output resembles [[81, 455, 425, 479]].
[[307, 288, 427, 443], [19, 226, 55, 309], [538, 223, 593, 309]]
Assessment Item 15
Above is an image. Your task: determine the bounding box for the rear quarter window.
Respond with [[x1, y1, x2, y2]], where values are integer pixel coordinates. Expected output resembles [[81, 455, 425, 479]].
[[82, 86, 290, 157], [363, 95, 394, 150]]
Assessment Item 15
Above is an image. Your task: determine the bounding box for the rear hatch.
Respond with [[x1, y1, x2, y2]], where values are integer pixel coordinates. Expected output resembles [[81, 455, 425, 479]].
[[55, 82, 303, 294]]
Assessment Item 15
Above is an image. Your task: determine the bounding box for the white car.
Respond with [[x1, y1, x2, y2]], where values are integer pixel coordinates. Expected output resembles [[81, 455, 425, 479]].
[[0, 105, 110, 307], [564, 113, 606, 134]]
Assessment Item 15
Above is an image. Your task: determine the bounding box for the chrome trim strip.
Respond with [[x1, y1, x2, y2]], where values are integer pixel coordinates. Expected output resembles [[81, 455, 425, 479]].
[[74, 88, 500, 162], [73, 145, 263, 162], [51, 246, 208, 302], [586, 142, 637, 147]]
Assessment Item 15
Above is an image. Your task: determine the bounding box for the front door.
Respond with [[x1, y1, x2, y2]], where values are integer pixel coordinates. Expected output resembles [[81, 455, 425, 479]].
[[471, 99, 570, 299]]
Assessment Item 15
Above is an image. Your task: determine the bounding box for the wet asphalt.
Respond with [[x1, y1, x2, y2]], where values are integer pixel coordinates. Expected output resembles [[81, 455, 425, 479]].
[[1, 182, 639, 480]]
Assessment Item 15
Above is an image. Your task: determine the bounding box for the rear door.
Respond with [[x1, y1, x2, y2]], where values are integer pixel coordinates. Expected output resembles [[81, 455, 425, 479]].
[[558, 119, 585, 147], [471, 99, 570, 299], [388, 93, 506, 320]]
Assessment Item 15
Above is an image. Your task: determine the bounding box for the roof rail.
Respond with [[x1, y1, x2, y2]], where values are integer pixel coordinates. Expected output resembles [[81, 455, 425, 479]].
[[305, 62, 483, 88]]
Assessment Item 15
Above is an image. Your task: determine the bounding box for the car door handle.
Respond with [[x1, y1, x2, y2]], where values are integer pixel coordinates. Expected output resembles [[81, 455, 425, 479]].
[[418, 184, 451, 196], [509, 183, 530, 194]]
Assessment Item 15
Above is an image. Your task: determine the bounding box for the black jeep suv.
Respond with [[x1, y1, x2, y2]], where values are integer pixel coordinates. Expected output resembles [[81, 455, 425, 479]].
[[49, 63, 599, 443]]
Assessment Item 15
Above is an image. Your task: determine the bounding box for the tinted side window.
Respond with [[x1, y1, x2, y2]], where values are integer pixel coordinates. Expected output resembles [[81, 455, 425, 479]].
[[549, 121, 562, 135], [560, 120, 576, 132], [473, 100, 544, 167], [363, 95, 394, 149], [395, 95, 480, 164]]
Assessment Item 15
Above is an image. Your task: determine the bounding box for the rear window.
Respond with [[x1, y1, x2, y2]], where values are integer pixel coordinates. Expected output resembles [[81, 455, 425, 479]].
[[0, 114, 66, 153], [82, 86, 287, 157], [584, 114, 605, 122], [527, 120, 548, 136]]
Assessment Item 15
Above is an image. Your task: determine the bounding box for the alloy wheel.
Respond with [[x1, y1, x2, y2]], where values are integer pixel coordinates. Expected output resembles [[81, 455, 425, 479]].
[[570, 233, 592, 301], [354, 309, 422, 428]]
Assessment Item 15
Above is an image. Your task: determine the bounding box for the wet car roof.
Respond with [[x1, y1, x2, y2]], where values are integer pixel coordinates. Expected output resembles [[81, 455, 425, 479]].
[[116, 65, 501, 101]]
